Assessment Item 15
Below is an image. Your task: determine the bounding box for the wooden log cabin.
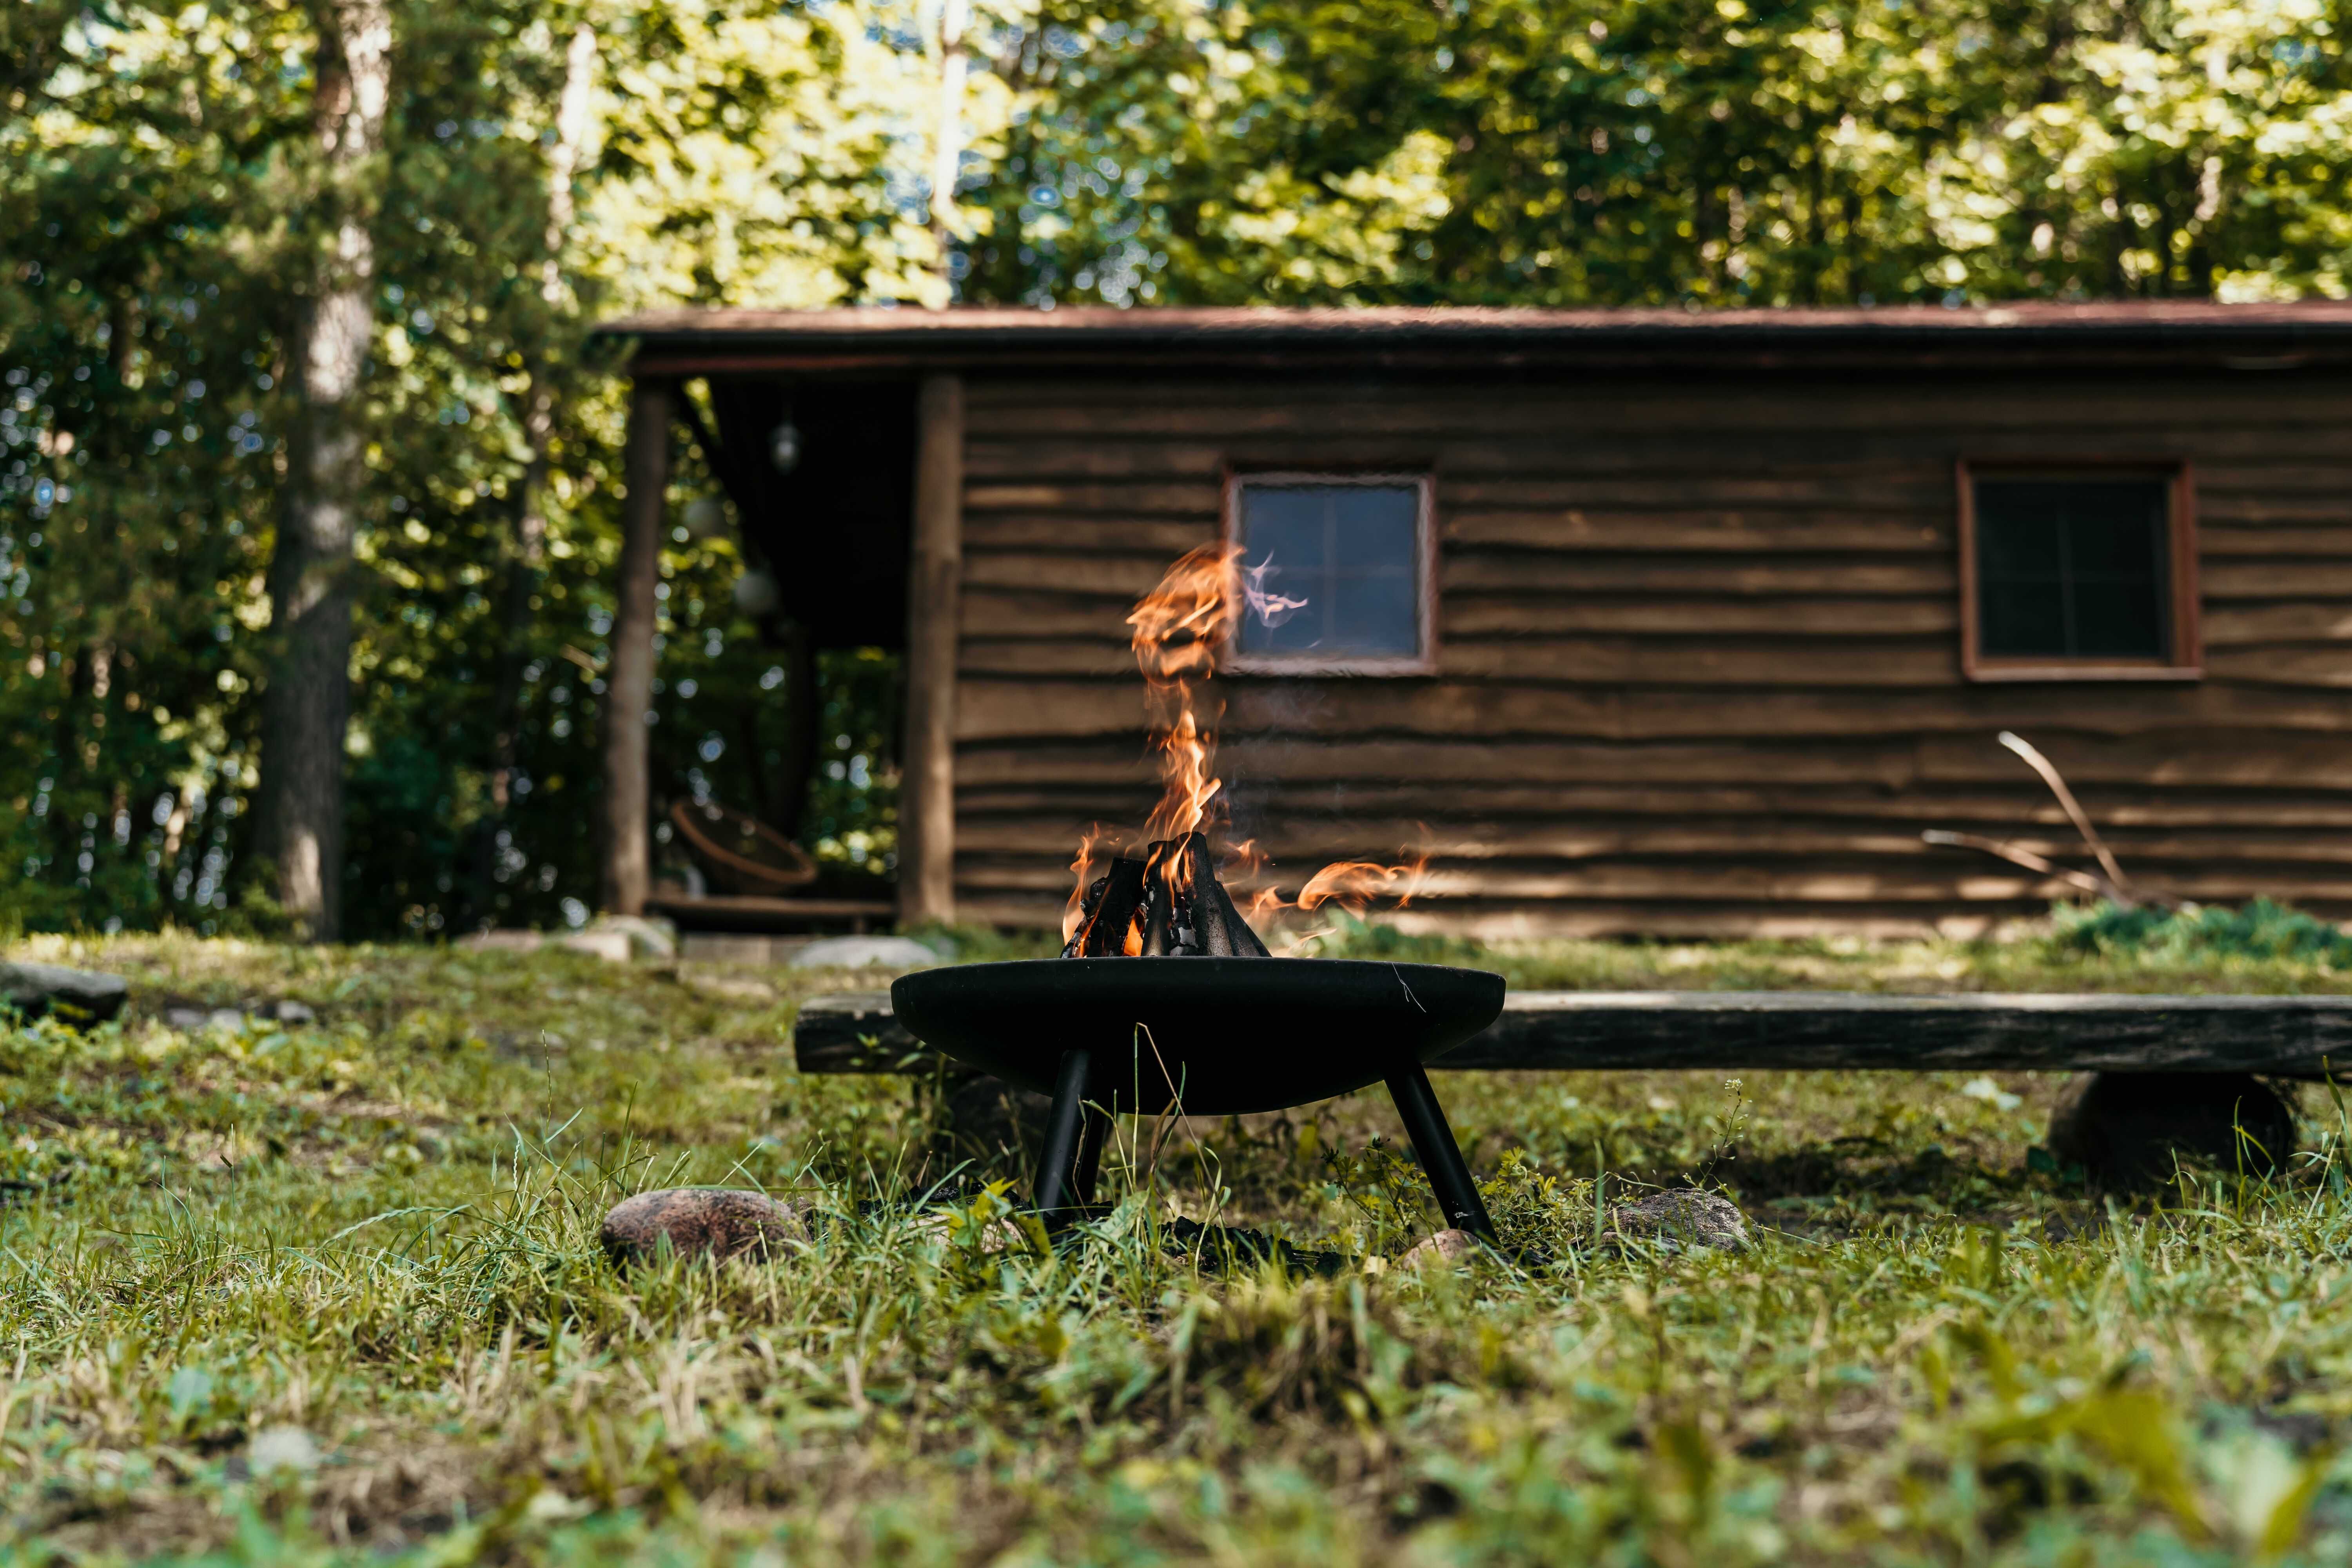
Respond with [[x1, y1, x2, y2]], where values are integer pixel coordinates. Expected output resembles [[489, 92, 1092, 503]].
[[597, 302, 2352, 939]]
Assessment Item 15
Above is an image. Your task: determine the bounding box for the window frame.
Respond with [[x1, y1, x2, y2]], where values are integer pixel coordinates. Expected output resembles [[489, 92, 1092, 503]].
[[1220, 469, 1439, 676], [1957, 457, 2203, 683]]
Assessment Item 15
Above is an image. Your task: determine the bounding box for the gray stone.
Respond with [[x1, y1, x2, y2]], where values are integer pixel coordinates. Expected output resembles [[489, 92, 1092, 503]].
[[1, 960, 128, 1027], [247, 1426, 323, 1475], [682, 933, 808, 965], [599, 1188, 805, 1267], [1392, 1228, 1480, 1270], [461, 929, 545, 953], [1600, 1189, 1752, 1254], [162, 1001, 309, 1031], [590, 914, 677, 960], [557, 930, 632, 963], [2047, 1071, 2292, 1190], [789, 936, 944, 971]]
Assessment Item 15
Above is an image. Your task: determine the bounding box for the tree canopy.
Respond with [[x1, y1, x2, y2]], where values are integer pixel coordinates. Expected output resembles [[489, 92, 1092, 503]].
[[4, 0, 2349, 938]]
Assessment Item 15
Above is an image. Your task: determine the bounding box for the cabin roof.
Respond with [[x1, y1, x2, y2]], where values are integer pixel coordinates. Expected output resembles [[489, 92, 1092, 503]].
[[602, 301, 2352, 376]]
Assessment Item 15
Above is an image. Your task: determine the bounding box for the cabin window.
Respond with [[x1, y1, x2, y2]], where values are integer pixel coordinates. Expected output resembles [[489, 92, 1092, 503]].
[[1223, 473, 1436, 673], [1959, 463, 2201, 681]]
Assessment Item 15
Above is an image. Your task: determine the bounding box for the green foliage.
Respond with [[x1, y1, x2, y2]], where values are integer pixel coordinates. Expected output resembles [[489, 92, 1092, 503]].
[[0, 0, 947, 938], [1477, 1146, 1599, 1257], [11, 0, 2352, 942], [971, 0, 2352, 309], [1316, 1134, 1435, 1254], [2055, 897, 2352, 967]]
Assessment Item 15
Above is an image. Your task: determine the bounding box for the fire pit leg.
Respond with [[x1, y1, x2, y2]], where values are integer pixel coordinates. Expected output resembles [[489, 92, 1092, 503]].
[[1071, 1103, 1111, 1205], [1033, 1048, 1094, 1228], [1386, 1062, 1495, 1240]]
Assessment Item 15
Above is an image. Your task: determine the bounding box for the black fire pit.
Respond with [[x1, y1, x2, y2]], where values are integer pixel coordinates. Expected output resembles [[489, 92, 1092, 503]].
[[890, 957, 1505, 1237]]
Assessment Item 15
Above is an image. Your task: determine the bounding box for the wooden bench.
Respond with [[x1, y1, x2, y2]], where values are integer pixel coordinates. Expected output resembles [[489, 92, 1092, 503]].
[[795, 990, 2352, 1080]]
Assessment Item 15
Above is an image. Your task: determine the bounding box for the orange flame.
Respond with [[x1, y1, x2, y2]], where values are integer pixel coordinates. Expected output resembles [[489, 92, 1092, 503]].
[[1221, 838, 1283, 922], [1244, 886, 1290, 923], [1062, 823, 1112, 944], [1220, 837, 1272, 878], [1061, 545, 1445, 944], [1295, 845, 1435, 916], [1126, 544, 1241, 869]]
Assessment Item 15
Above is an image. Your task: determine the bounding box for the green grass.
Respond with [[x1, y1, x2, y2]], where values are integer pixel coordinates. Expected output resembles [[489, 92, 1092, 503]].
[[10, 925, 2352, 1564]]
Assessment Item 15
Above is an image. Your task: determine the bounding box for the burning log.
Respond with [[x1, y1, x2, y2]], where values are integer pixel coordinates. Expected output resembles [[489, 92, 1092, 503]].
[[1060, 833, 1272, 958], [1062, 857, 1147, 956]]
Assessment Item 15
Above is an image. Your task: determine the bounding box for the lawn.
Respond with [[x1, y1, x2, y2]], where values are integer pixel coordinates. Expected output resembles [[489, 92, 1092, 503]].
[[8, 922, 2352, 1564]]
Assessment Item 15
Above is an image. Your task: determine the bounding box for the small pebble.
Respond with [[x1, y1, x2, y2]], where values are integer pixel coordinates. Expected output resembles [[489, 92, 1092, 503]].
[[247, 1426, 322, 1475], [1393, 1228, 1479, 1270]]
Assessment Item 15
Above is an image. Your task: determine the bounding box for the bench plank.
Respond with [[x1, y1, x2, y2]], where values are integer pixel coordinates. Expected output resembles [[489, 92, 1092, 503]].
[[792, 989, 2352, 1078]]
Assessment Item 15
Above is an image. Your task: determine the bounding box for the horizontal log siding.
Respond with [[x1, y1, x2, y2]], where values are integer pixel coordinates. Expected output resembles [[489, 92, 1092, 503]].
[[953, 373, 2352, 938]]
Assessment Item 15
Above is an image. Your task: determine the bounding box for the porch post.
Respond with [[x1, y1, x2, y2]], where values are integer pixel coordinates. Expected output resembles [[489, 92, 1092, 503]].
[[900, 372, 964, 929], [602, 374, 671, 916]]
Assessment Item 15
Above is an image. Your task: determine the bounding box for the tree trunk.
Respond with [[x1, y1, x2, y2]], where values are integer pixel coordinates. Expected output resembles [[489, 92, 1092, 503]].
[[930, 0, 970, 287], [251, 0, 391, 942]]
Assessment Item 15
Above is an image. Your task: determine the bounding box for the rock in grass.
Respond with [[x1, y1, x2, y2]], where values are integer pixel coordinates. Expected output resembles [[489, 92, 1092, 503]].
[[1392, 1228, 1480, 1270], [2047, 1071, 2292, 1190], [1600, 1189, 1751, 1254], [789, 935, 944, 971], [599, 1188, 804, 1267], [1, 960, 128, 1027]]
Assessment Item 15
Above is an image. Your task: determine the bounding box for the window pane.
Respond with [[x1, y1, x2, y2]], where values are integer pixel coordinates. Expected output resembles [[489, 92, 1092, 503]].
[[1981, 579, 2068, 657], [1236, 482, 1423, 661], [1240, 487, 1326, 572], [1975, 484, 2066, 577], [2071, 580, 2166, 657], [1975, 476, 2169, 661], [2063, 488, 2166, 574]]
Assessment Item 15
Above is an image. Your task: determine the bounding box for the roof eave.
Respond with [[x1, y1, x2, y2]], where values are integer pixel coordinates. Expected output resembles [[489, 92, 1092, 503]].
[[594, 305, 2352, 377]]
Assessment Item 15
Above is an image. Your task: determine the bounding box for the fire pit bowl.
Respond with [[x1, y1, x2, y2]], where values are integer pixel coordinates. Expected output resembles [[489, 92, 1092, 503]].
[[891, 958, 1506, 1237], [892, 958, 1502, 1114]]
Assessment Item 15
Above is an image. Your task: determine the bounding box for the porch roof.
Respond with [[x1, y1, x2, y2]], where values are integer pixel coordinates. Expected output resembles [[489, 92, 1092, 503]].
[[600, 300, 2352, 377]]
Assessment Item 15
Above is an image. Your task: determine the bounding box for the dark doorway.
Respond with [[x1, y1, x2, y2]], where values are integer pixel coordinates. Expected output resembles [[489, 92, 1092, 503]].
[[702, 378, 917, 652], [666, 377, 916, 919]]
